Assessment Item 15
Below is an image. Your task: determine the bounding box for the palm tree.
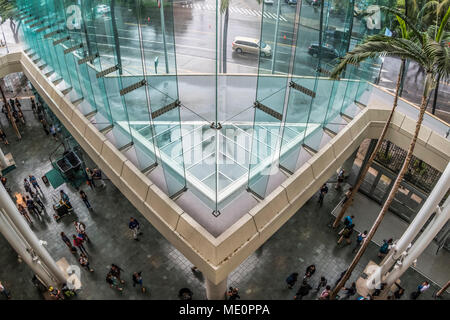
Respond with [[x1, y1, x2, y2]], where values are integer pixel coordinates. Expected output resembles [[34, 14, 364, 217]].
[[328, 6, 450, 299], [331, 9, 411, 229], [220, 0, 261, 73]]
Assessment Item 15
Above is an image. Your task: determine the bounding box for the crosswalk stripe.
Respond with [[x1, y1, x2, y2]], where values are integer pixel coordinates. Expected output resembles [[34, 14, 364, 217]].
[[262, 12, 270, 19], [235, 8, 245, 14], [267, 12, 278, 19], [280, 15, 287, 22], [229, 7, 237, 13], [253, 10, 261, 16]]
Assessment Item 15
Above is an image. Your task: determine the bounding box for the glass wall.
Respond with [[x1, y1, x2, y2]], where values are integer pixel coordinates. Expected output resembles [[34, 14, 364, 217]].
[[17, 0, 383, 214]]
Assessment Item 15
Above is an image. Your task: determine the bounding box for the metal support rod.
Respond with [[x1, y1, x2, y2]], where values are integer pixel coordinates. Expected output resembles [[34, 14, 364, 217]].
[[160, 0, 170, 74], [271, 0, 282, 74]]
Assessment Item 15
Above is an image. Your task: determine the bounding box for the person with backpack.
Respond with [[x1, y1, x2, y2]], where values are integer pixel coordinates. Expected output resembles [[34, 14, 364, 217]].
[[28, 175, 42, 193], [0, 280, 12, 299], [129, 217, 142, 241], [378, 238, 393, 259], [286, 272, 299, 289], [72, 234, 88, 255], [353, 230, 368, 253], [294, 279, 312, 300], [337, 224, 354, 245], [340, 282, 357, 300], [343, 215, 354, 227], [341, 187, 353, 206], [74, 221, 90, 243]]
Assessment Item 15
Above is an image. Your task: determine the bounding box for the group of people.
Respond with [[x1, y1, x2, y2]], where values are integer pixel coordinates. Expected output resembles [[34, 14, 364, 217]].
[[105, 264, 146, 294], [17, 175, 45, 225], [1, 98, 26, 127]]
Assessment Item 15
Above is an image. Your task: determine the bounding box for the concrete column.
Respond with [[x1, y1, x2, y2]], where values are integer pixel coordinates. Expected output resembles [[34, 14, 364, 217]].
[[0, 146, 7, 168], [205, 277, 227, 300], [379, 162, 450, 277], [0, 210, 54, 286], [384, 197, 450, 289], [0, 184, 67, 284]]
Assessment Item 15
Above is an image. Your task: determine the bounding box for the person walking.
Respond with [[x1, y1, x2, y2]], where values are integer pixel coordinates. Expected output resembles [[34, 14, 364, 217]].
[[129, 217, 142, 241], [342, 215, 354, 228], [388, 283, 405, 300], [294, 279, 312, 300], [335, 168, 345, 189], [79, 253, 94, 272], [17, 204, 33, 225], [352, 230, 368, 253], [337, 223, 354, 245], [318, 183, 328, 207], [340, 282, 357, 300], [110, 264, 125, 284], [316, 276, 327, 291], [93, 168, 106, 188], [178, 288, 193, 300], [61, 232, 77, 254], [79, 190, 92, 210], [412, 281, 430, 300], [0, 280, 12, 299], [304, 264, 316, 280], [23, 178, 34, 197], [28, 175, 42, 193], [72, 234, 88, 256], [132, 271, 146, 293], [74, 221, 90, 243], [106, 272, 123, 292], [0, 129, 8, 145], [334, 270, 347, 287], [32, 192, 45, 212], [286, 272, 299, 289], [86, 168, 95, 189], [378, 238, 393, 259], [18, 110, 25, 125], [26, 195, 41, 219], [50, 124, 58, 141], [227, 287, 240, 300], [318, 285, 331, 300]]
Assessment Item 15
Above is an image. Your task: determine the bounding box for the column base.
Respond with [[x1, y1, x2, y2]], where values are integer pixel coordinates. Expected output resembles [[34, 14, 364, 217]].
[[1, 153, 16, 175]]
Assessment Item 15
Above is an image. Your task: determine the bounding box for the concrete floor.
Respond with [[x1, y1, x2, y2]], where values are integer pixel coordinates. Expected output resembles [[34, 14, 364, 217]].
[[0, 97, 448, 300]]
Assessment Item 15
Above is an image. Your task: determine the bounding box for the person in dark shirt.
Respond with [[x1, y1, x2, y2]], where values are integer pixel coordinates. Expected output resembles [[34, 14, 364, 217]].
[[294, 279, 312, 300]]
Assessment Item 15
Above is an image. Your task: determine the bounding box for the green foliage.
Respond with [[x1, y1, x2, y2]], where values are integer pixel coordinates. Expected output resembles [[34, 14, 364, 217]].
[[0, 0, 17, 21]]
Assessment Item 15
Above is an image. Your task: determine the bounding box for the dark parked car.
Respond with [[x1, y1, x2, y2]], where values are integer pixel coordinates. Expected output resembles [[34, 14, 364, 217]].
[[285, 0, 297, 4], [307, 43, 339, 59]]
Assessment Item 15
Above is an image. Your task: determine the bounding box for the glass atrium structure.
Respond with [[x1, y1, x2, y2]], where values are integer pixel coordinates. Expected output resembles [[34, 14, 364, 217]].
[[17, 0, 388, 228]]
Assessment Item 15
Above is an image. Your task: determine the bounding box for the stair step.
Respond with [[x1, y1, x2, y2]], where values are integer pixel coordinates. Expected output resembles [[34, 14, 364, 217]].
[[119, 141, 134, 152], [99, 124, 114, 134], [38, 63, 48, 70], [84, 110, 97, 118]]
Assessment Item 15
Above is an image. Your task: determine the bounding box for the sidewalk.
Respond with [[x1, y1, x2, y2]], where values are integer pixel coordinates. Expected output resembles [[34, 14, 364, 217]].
[[334, 191, 450, 290]]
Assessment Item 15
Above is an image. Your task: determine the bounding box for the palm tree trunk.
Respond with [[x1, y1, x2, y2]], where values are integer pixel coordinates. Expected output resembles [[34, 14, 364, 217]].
[[330, 72, 432, 300], [0, 80, 21, 139], [222, 7, 229, 74], [332, 59, 405, 228]]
